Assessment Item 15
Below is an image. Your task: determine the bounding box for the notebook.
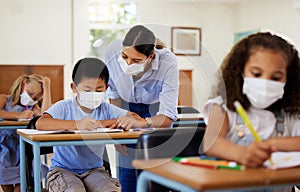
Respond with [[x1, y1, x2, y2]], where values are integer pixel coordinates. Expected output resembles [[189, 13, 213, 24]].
[[264, 151, 300, 169]]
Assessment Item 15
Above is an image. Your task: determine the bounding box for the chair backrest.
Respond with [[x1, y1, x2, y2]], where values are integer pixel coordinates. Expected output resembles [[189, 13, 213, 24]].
[[136, 127, 205, 160], [177, 106, 200, 114]]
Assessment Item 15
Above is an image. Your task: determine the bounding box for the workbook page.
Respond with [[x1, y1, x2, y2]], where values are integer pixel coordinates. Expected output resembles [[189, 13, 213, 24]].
[[264, 151, 300, 169]]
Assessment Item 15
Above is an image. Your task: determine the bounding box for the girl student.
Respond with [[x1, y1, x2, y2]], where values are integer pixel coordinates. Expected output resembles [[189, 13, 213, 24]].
[[0, 74, 52, 192], [202, 32, 300, 191]]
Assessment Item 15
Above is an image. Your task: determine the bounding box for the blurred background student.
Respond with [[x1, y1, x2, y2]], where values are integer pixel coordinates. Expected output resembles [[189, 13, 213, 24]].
[[105, 25, 179, 192], [0, 74, 52, 192]]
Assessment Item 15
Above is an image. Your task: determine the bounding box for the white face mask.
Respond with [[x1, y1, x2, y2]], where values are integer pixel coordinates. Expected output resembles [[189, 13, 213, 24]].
[[242, 77, 285, 109], [118, 56, 145, 76], [20, 90, 38, 106], [77, 91, 105, 110]]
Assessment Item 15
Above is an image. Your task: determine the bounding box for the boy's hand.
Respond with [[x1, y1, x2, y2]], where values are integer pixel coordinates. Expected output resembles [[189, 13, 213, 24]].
[[75, 118, 98, 130], [240, 141, 275, 167]]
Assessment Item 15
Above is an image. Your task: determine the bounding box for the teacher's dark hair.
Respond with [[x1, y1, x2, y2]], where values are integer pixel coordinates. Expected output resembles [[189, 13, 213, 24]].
[[122, 25, 156, 57]]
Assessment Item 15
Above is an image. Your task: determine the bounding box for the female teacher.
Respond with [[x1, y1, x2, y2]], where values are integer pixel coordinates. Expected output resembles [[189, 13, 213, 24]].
[[105, 25, 179, 192]]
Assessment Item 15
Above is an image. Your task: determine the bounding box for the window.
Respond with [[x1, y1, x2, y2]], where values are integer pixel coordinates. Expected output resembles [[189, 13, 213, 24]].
[[88, 1, 137, 58]]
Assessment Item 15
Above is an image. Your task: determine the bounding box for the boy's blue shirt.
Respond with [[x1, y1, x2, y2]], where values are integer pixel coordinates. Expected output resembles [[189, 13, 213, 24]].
[[45, 97, 127, 174]]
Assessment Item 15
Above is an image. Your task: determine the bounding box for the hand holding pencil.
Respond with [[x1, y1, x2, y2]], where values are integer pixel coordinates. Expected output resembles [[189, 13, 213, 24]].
[[234, 101, 275, 166]]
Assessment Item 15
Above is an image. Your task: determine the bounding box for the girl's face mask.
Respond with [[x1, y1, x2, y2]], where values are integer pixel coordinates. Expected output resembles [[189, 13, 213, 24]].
[[118, 56, 146, 76], [20, 90, 38, 106], [242, 77, 285, 109], [77, 91, 105, 110]]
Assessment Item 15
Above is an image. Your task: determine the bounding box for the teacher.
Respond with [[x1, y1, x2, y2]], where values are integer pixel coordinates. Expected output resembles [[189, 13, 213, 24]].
[[105, 25, 179, 192]]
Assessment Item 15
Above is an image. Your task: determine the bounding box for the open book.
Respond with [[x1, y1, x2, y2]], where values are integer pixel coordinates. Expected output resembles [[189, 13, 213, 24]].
[[264, 151, 300, 169], [18, 128, 123, 135]]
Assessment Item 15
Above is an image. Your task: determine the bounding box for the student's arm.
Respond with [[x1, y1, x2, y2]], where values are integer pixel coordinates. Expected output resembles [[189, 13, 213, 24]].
[[0, 94, 34, 119], [36, 113, 100, 131], [204, 104, 274, 167], [40, 76, 52, 112], [266, 136, 300, 151], [32, 76, 52, 116]]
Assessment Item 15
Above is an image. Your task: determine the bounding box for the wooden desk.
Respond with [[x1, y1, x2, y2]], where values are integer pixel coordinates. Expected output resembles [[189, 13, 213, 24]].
[[0, 120, 28, 129], [17, 130, 143, 192], [133, 158, 300, 192]]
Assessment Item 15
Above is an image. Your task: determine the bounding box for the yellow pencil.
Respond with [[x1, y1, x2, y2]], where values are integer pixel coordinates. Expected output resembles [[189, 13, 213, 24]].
[[233, 101, 274, 165]]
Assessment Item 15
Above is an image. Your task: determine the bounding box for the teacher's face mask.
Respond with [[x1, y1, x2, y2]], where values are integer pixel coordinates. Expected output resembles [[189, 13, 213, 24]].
[[77, 91, 105, 110], [118, 56, 146, 76], [242, 77, 285, 109]]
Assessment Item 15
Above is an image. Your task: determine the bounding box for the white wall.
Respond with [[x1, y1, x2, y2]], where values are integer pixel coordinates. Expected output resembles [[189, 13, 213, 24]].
[[138, 0, 300, 112], [236, 0, 300, 50], [138, 0, 237, 111], [1, 0, 300, 110], [0, 0, 90, 99]]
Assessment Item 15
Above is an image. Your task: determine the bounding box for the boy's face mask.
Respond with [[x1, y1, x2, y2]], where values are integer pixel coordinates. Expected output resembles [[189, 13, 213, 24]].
[[118, 56, 146, 76], [242, 77, 285, 109], [20, 90, 38, 106], [77, 91, 105, 110]]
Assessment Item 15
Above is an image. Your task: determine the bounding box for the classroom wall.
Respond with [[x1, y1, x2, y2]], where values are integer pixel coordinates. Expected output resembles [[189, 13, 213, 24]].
[[1, 0, 300, 111], [137, 0, 300, 112], [236, 0, 300, 49], [0, 0, 90, 99]]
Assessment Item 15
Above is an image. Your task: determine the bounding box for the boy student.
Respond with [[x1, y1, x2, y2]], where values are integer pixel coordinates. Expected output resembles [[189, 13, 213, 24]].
[[36, 57, 148, 192]]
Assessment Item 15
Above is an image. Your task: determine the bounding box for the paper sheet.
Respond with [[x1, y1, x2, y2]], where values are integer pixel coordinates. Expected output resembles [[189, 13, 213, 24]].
[[264, 151, 300, 169], [18, 128, 123, 135]]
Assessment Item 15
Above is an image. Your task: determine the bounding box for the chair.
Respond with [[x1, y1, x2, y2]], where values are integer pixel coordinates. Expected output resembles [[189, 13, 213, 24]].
[[173, 106, 206, 128], [135, 126, 206, 192], [177, 105, 200, 114], [25, 116, 112, 192]]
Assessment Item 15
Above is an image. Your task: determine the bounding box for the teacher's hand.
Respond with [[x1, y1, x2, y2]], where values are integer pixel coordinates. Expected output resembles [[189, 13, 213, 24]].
[[114, 116, 147, 130]]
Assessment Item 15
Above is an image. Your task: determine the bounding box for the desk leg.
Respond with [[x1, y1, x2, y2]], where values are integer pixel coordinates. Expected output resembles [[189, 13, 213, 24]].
[[115, 151, 119, 178], [20, 137, 26, 192], [33, 143, 41, 192], [136, 171, 198, 192]]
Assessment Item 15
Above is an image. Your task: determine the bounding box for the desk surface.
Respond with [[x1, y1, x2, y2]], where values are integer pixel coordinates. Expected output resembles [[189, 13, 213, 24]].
[[17, 129, 143, 141], [0, 120, 29, 126], [176, 113, 203, 121], [133, 158, 300, 191]]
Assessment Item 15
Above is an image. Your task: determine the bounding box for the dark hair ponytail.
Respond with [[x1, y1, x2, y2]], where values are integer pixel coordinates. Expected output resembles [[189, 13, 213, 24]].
[[122, 25, 156, 57]]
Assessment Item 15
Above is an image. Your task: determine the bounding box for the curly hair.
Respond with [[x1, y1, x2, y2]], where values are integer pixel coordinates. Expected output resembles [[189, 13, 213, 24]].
[[214, 32, 300, 115], [10, 74, 44, 106]]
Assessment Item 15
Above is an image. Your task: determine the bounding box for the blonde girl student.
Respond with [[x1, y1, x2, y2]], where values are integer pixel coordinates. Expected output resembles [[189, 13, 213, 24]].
[[0, 74, 52, 192], [202, 32, 300, 192]]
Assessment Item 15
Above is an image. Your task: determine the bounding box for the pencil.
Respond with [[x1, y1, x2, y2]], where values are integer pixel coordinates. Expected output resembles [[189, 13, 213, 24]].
[[179, 159, 218, 170], [234, 101, 274, 165]]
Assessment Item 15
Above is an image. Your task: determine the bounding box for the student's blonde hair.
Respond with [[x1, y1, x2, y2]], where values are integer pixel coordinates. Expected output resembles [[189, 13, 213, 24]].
[[10, 74, 43, 106]]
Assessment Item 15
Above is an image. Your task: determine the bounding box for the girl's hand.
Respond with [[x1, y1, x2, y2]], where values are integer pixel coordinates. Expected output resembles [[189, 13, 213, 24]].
[[75, 118, 98, 130], [18, 110, 34, 119], [240, 141, 275, 167], [40, 76, 51, 90]]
